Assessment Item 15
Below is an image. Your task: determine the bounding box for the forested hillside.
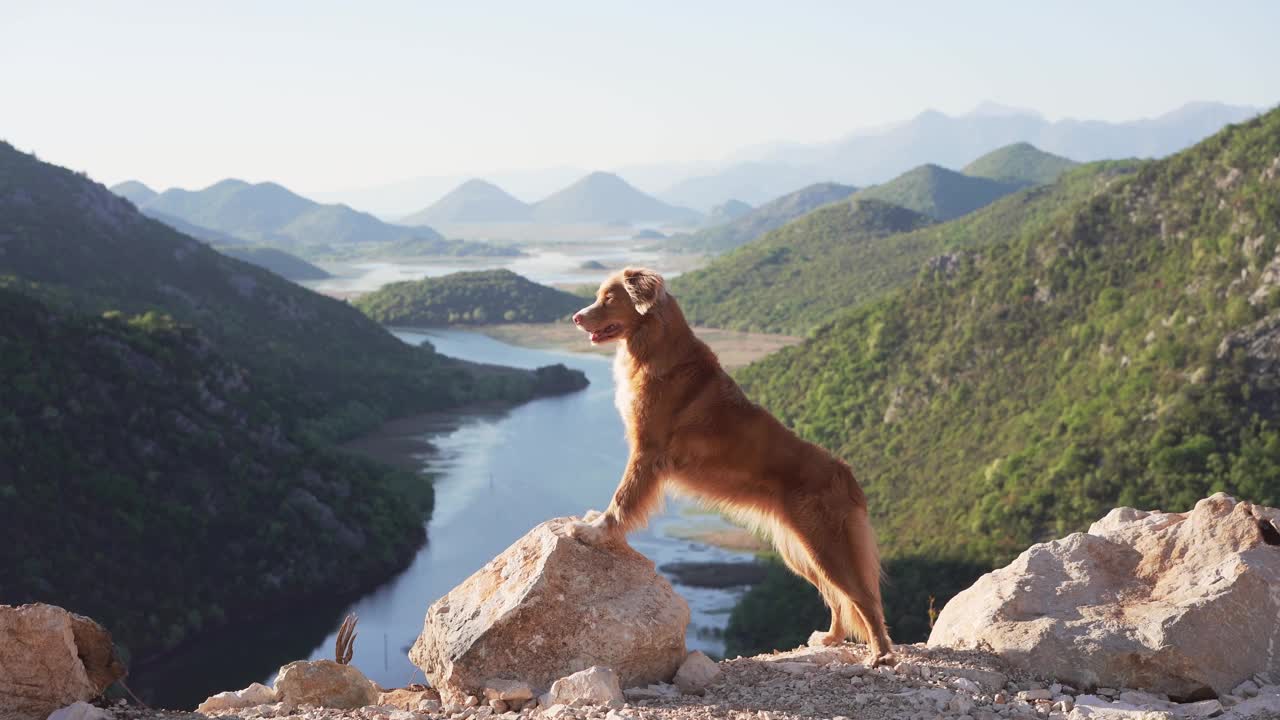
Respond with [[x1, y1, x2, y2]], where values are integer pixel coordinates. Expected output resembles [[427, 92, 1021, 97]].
[[355, 269, 583, 326], [675, 161, 1140, 334], [724, 108, 1280, 655]]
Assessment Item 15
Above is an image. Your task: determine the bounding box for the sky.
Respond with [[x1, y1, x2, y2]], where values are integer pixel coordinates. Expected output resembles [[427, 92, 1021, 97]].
[[3, 0, 1279, 194]]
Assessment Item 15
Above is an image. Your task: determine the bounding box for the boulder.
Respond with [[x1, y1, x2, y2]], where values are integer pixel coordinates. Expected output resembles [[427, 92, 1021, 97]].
[[546, 666, 624, 707], [929, 494, 1280, 699], [195, 682, 278, 714], [0, 603, 125, 720], [273, 660, 379, 709], [409, 517, 689, 702]]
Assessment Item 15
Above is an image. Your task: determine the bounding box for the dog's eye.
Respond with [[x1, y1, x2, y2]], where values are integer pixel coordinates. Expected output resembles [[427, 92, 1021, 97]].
[[603, 294, 613, 305]]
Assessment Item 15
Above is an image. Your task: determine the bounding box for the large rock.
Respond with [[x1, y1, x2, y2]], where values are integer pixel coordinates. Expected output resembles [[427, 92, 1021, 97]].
[[0, 604, 125, 720], [929, 494, 1280, 699], [410, 516, 690, 702], [273, 660, 379, 709]]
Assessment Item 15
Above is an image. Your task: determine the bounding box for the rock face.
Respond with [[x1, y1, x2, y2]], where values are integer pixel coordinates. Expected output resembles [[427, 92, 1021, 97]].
[[929, 494, 1280, 699], [410, 517, 690, 702], [0, 603, 126, 720], [274, 660, 379, 709]]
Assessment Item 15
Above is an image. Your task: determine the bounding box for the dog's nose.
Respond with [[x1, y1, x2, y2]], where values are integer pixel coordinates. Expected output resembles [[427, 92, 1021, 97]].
[[572, 312, 583, 325]]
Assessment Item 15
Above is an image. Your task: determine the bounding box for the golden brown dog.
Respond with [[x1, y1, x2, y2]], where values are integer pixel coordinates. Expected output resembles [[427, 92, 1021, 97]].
[[569, 267, 895, 665]]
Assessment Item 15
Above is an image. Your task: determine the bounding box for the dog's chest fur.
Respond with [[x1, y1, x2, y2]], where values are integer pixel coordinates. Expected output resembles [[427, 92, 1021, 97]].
[[612, 347, 638, 425]]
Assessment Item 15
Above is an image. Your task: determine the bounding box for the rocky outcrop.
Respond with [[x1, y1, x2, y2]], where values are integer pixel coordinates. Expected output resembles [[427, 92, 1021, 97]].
[[929, 494, 1280, 700], [409, 516, 690, 703], [0, 603, 126, 720]]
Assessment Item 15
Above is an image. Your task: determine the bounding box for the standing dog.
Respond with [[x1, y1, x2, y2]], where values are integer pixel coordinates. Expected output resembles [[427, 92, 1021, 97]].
[[570, 267, 895, 666]]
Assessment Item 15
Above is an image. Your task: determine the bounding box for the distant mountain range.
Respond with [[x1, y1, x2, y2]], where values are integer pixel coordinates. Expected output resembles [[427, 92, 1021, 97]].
[[400, 171, 701, 226], [657, 101, 1259, 210], [111, 178, 447, 249], [703, 199, 754, 227]]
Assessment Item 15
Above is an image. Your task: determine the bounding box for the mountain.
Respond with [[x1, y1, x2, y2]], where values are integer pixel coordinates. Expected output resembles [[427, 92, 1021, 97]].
[[401, 179, 531, 225], [355, 269, 584, 326], [110, 179, 157, 206], [748, 101, 1260, 184], [131, 178, 449, 249], [674, 161, 1139, 334], [672, 182, 858, 254], [853, 164, 1019, 221], [703, 199, 753, 227], [659, 161, 825, 211], [215, 246, 331, 281], [723, 107, 1280, 654], [0, 140, 588, 656], [961, 142, 1078, 188], [530, 171, 701, 225]]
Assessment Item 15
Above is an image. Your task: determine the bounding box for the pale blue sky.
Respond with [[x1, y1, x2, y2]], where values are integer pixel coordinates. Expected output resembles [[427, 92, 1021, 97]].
[[3, 0, 1277, 192]]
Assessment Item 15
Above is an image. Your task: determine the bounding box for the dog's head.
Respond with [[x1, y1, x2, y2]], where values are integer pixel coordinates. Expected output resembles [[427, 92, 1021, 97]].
[[573, 267, 667, 344]]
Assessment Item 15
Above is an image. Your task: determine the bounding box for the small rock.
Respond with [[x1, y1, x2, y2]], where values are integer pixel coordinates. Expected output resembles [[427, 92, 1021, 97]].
[[951, 696, 976, 714], [47, 702, 114, 720], [489, 699, 508, 712], [547, 667, 624, 708], [953, 678, 983, 693], [274, 659, 379, 709], [379, 685, 441, 711], [197, 682, 279, 713], [835, 663, 869, 677], [1021, 689, 1054, 702], [483, 680, 534, 703], [1234, 680, 1260, 698], [465, 695, 480, 707], [540, 703, 575, 719], [995, 693, 1009, 705], [672, 651, 721, 694], [1054, 699, 1074, 713], [1171, 699, 1221, 717]]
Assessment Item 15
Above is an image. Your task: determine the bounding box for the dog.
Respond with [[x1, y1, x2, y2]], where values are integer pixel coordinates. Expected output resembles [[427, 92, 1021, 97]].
[[569, 267, 895, 666]]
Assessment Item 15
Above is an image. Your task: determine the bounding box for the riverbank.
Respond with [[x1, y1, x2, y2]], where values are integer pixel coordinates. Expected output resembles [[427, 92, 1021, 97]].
[[475, 322, 802, 369]]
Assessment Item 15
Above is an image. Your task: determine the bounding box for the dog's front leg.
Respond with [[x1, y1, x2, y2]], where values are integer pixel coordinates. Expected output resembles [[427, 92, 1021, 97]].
[[571, 451, 662, 545]]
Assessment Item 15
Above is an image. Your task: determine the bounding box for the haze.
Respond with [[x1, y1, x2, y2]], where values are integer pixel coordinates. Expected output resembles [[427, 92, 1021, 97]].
[[4, 0, 1278, 195]]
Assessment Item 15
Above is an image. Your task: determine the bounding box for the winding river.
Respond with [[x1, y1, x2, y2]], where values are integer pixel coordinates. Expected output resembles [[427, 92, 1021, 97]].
[[134, 327, 755, 708]]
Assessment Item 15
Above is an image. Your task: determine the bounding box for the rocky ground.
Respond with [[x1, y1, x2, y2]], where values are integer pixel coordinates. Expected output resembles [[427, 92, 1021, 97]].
[[88, 643, 1280, 720]]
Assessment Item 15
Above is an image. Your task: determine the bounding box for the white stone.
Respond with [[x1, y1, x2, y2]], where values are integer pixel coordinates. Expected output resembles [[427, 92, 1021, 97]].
[[196, 682, 279, 713], [953, 677, 983, 693], [546, 667, 624, 708], [672, 651, 721, 694], [46, 702, 113, 720]]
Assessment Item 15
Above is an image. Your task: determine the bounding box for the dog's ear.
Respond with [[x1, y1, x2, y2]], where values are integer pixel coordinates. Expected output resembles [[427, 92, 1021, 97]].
[[622, 267, 666, 315]]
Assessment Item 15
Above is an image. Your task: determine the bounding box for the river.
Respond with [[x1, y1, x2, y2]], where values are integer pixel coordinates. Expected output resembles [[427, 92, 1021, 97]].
[[133, 327, 755, 708]]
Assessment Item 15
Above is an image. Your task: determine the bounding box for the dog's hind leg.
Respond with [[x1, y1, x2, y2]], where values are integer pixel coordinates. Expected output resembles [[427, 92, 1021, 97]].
[[771, 519, 852, 644]]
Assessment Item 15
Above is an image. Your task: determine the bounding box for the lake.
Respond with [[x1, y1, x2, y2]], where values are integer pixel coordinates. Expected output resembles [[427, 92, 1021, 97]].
[[131, 328, 755, 708]]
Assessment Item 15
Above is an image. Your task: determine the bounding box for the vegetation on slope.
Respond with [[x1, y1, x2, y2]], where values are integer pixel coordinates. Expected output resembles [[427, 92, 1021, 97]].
[[853, 163, 1019, 221], [671, 182, 856, 254], [962, 142, 1078, 188], [724, 109, 1280, 655], [674, 162, 1140, 335], [0, 289, 434, 658], [355, 269, 584, 326], [215, 246, 331, 281]]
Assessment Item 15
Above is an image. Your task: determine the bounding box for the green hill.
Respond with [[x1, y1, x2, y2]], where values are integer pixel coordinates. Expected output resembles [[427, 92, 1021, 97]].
[[724, 109, 1280, 655], [853, 163, 1019, 221], [110, 179, 158, 206], [673, 182, 857, 254], [0, 141, 588, 657], [531, 171, 701, 225], [674, 162, 1138, 335], [402, 178, 531, 225], [215, 246, 332, 281], [355, 269, 584, 326], [962, 142, 1079, 187]]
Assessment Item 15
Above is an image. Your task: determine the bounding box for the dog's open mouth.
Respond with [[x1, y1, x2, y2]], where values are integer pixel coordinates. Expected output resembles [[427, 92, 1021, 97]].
[[588, 323, 622, 344]]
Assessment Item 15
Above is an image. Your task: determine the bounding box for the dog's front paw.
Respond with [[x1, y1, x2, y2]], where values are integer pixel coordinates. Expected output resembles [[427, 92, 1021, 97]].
[[568, 511, 618, 545]]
